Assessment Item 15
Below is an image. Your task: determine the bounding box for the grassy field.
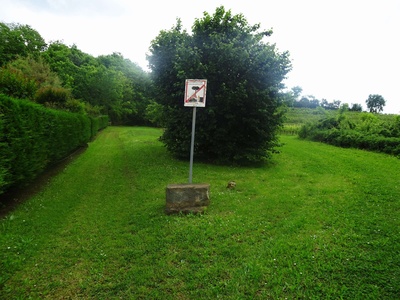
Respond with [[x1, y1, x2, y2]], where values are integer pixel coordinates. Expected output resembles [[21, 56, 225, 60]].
[[1, 126, 399, 299]]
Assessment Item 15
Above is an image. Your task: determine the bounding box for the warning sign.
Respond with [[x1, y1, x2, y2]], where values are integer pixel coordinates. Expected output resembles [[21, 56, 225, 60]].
[[184, 79, 207, 107]]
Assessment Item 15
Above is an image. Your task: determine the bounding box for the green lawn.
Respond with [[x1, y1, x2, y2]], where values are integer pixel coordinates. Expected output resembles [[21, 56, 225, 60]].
[[1, 126, 399, 299]]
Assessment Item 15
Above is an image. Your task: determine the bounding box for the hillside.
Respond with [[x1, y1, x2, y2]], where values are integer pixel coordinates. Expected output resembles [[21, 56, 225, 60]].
[[1, 126, 399, 299]]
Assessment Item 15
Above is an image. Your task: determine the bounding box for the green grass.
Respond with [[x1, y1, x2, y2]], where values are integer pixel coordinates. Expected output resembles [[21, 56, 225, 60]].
[[1, 126, 399, 299]]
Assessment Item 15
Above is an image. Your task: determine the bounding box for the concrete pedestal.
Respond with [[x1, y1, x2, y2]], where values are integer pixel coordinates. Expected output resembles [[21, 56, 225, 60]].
[[165, 183, 210, 214]]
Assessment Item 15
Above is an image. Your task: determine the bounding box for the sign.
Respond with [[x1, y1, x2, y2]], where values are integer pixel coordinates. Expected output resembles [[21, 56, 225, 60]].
[[184, 79, 207, 107]]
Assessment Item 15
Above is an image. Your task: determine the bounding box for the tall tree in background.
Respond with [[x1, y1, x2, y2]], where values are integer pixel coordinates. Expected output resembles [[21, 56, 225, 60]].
[[0, 22, 46, 66], [97, 53, 154, 125], [280, 86, 302, 107], [349, 103, 363, 112], [366, 94, 386, 113], [148, 6, 291, 164]]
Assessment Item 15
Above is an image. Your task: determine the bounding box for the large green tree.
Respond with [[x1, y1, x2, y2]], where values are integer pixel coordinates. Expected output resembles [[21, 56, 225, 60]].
[[366, 94, 386, 113], [148, 6, 291, 164]]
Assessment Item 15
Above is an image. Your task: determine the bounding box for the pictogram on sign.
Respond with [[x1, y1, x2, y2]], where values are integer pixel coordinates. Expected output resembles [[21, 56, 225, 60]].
[[184, 79, 207, 107]]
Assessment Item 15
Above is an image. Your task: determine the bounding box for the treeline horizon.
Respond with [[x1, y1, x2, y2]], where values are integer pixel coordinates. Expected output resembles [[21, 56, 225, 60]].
[[1, 20, 393, 131], [282, 86, 366, 111]]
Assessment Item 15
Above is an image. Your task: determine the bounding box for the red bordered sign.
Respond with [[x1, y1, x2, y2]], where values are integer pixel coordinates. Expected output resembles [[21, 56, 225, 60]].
[[184, 79, 207, 107]]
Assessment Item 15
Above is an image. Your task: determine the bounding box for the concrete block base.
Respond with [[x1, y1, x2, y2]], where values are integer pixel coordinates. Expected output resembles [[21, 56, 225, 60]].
[[165, 183, 210, 214]]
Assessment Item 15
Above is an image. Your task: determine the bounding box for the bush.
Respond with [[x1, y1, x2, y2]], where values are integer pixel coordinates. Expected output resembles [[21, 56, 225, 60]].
[[0, 94, 108, 195], [0, 67, 37, 99], [145, 101, 165, 127], [35, 86, 71, 106], [148, 8, 291, 164], [90, 115, 109, 138], [299, 116, 400, 157]]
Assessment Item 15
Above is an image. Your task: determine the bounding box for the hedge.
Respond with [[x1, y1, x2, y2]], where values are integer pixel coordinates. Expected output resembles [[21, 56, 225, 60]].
[[0, 94, 108, 195], [299, 127, 400, 157]]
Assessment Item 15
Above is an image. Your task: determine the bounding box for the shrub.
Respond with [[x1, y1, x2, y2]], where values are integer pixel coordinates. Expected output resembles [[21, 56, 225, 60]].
[[145, 101, 165, 127], [0, 94, 108, 195], [35, 86, 71, 106], [0, 67, 37, 99], [148, 8, 291, 164], [299, 121, 400, 157]]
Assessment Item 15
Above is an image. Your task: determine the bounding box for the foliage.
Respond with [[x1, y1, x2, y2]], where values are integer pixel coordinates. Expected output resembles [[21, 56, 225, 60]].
[[0, 22, 46, 66], [42, 43, 114, 110], [0, 67, 37, 99], [281, 107, 398, 136], [63, 98, 86, 114], [34, 86, 72, 108], [1, 55, 86, 113], [366, 94, 386, 113], [43, 43, 154, 124], [6, 55, 62, 88], [284, 107, 330, 124], [358, 112, 380, 133], [89, 115, 109, 138], [0, 94, 108, 195], [320, 99, 342, 110], [298, 109, 400, 156], [1, 127, 399, 299], [349, 103, 362, 111], [0, 55, 77, 105], [97, 53, 154, 125], [281, 85, 365, 112], [281, 86, 301, 107], [40, 42, 83, 89], [145, 100, 166, 127], [148, 6, 291, 164], [294, 95, 320, 108], [1, 22, 155, 124], [285, 108, 396, 125]]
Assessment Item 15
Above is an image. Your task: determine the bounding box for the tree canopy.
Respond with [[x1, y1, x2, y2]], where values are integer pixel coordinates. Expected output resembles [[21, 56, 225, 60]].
[[0, 22, 154, 125], [0, 22, 46, 66], [366, 94, 386, 113], [148, 6, 291, 164]]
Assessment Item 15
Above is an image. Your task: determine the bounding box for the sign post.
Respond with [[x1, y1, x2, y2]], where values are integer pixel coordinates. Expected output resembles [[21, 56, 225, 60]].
[[188, 106, 196, 183], [184, 79, 207, 183]]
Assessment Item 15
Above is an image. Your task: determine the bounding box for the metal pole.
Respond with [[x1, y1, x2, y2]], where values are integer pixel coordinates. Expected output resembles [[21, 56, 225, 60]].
[[188, 106, 197, 183]]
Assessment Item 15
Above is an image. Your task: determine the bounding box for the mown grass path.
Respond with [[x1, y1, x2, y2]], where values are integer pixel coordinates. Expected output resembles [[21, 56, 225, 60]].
[[1, 126, 399, 299]]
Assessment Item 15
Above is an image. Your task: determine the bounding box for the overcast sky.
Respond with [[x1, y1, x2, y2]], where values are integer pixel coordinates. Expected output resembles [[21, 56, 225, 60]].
[[1, 0, 399, 114]]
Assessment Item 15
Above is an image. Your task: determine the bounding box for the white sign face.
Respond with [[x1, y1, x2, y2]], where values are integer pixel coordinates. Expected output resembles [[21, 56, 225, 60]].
[[184, 79, 207, 107]]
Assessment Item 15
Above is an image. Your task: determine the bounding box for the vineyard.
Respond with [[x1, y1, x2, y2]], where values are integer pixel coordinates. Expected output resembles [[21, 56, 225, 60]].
[[280, 108, 400, 157]]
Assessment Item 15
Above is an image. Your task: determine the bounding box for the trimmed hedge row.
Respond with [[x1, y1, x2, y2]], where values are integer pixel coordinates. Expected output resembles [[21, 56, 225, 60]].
[[299, 127, 400, 157], [0, 94, 108, 194]]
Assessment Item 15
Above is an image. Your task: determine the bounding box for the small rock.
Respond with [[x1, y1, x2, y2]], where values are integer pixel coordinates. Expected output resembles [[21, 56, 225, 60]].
[[226, 181, 236, 189]]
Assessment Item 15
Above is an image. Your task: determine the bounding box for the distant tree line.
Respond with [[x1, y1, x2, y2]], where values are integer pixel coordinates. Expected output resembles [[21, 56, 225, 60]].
[[282, 86, 385, 113], [0, 22, 154, 125]]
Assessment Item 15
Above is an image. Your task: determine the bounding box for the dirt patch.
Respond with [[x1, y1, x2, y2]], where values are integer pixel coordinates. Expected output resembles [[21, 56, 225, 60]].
[[0, 145, 88, 218]]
